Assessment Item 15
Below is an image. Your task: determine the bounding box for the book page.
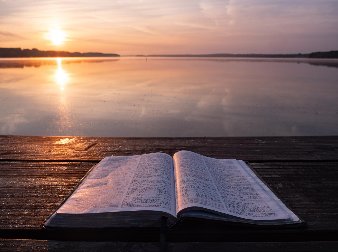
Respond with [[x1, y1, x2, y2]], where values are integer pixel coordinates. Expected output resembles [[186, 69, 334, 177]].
[[174, 151, 292, 220], [173, 151, 227, 214], [203, 156, 291, 220], [57, 153, 176, 216], [120, 153, 176, 215]]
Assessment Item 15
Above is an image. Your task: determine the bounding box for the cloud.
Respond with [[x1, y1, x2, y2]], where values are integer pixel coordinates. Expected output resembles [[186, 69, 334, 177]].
[[1, 0, 338, 53], [132, 26, 157, 36], [199, 0, 232, 26], [0, 31, 26, 41], [174, 22, 211, 31]]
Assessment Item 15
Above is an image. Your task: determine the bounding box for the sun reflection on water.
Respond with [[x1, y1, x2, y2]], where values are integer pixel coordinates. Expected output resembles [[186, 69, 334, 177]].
[[49, 58, 78, 135], [54, 58, 69, 90]]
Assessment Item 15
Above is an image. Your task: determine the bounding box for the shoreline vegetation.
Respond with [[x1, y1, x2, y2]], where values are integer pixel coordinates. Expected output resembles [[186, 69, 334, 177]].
[[0, 48, 119, 58], [135, 51, 338, 58], [137, 53, 309, 58], [0, 48, 337, 58]]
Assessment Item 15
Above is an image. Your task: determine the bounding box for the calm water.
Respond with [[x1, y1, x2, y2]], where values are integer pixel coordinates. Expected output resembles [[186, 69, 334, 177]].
[[0, 57, 338, 137]]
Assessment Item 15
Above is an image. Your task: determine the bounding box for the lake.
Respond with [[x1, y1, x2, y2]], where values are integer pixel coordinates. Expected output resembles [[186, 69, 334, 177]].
[[0, 57, 338, 137]]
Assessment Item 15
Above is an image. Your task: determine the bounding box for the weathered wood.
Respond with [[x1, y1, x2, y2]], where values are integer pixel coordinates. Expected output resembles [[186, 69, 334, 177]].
[[1, 239, 338, 252], [0, 161, 94, 228], [0, 135, 338, 244], [1, 135, 338, 161], [1, 161, 338, 241], [1, 160, 337, 231], [251, 162, 338, 230]]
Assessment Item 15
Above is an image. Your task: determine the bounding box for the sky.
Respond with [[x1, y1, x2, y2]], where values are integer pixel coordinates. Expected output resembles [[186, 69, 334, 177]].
[[1, 0, 338, 55]]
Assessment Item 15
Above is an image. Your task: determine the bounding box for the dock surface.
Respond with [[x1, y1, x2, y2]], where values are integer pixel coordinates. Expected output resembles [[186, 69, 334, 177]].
[[1, 135, 338, 251]]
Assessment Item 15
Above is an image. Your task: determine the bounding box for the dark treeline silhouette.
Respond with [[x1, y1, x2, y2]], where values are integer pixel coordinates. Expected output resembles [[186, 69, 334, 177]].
[[309, 51, 338, 59], [0, 48, 119, 58], [1, 58, 337, 69], [137, 51, 338, 59], [0, 59, 119, 69], [1, 47, 337, 59], [136, 53, 309, 58]]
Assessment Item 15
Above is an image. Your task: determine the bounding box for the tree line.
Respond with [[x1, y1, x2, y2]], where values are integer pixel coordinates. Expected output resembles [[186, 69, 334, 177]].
[[0, 48, 119, 57]]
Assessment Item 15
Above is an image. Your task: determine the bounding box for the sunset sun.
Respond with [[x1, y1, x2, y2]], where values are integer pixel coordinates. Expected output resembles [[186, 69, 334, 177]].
[[47, 26, 66, 45]]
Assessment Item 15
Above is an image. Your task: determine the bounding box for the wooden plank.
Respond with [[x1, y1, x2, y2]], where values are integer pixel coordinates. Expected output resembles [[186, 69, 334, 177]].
[[1, 160, 338, 233], [0, 239, 48, 252], [0, 161, 94, 228], [1, 136, 338, 243], [251, 162, 338, 230], [1, 135, 338, 161], [1, 239, 338, 252]]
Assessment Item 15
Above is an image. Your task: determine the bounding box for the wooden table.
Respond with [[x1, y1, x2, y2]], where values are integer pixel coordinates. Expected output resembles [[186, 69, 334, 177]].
[[1, 135, 338, 251]]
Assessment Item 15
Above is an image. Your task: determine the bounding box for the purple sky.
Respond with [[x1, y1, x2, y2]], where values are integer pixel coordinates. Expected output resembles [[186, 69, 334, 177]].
[[1, 0, 337, 54]]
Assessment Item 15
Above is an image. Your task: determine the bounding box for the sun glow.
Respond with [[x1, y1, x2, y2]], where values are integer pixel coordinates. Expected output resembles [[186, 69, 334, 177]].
[[47, 26, 66, 45], [54, 58, 69, 90]]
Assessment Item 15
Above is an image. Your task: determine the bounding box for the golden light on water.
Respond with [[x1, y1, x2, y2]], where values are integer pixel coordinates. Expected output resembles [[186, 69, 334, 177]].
[[47, 26, 66, 45], [51, 58, 75, 134], [54, 58, 69, 90]]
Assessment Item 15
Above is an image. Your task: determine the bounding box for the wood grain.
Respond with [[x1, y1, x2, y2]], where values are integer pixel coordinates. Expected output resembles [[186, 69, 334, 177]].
[[1, 239, 338, 252], [1, 135, 338, 243], [1, 135, 338, 161]]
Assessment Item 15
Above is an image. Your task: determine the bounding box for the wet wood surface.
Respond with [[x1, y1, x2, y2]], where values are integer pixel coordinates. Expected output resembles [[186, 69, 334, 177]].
[[1, 135, 338, 250], [1, 239, 338, 252], [1, 135, 337, 161]]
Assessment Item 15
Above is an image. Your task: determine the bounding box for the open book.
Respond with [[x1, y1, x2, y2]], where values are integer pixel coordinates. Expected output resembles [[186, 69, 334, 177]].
[[44, 151, 302, 228]]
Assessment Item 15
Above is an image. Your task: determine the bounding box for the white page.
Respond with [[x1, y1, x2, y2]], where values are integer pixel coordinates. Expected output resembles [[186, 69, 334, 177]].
[[203, 156, 291, 220], [237, 160, 299, 221], [57, 153, 176, 217], [173, 151, 227, 214], [120, 153, 176, 215], [174, 151, 291, 221]]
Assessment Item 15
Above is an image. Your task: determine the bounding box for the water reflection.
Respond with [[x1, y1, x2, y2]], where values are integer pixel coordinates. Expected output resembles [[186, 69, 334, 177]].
[[0, 57, 337, 137], [0, 57, 337, 69], [55, 95, 73, 133], [0, 58, 119, 68], [54, 58, 69, 90], [50, 59, 77, 135]]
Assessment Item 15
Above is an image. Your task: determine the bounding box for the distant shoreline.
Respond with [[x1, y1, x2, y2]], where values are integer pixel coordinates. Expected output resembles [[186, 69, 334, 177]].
[[1, 47, 337, 59], [134, 53, 309, 58], [0, 48, 119, 58], [133, 51, 338, 59]]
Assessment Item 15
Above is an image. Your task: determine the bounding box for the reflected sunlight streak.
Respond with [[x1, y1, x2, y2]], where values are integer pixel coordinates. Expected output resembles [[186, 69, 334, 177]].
[[52, 58, 76, 134], [54, 58, 69, 90]]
